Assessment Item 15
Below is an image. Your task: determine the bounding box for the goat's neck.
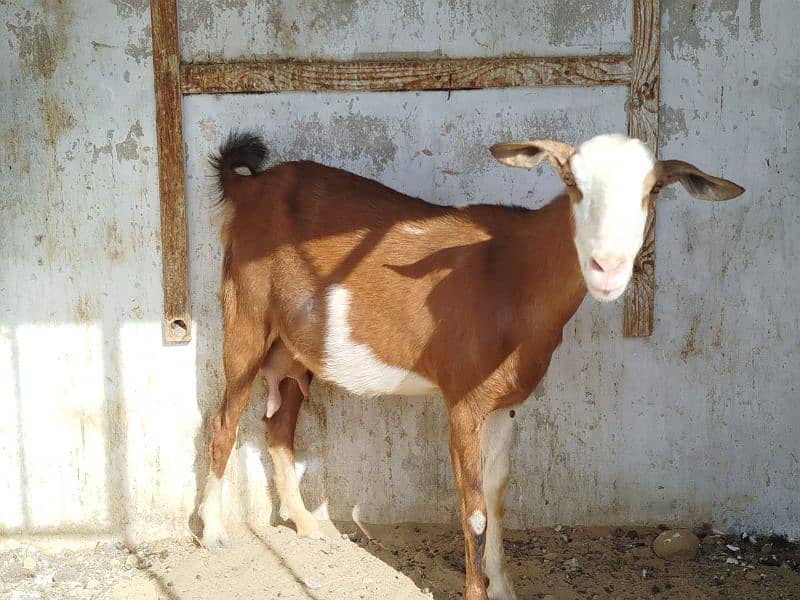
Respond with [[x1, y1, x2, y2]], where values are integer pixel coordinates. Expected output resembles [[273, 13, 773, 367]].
[[514, 193, 587, 329]]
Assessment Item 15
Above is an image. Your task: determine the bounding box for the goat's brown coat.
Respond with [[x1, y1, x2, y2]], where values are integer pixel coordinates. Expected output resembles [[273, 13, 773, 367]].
[[222, 162, 586, 405]]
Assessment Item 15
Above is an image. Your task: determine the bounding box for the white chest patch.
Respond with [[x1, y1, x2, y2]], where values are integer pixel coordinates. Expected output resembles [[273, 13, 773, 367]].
[[322, 285, 437, 396]]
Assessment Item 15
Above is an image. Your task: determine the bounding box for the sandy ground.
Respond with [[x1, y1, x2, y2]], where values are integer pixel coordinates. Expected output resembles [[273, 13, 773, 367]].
[[1, 522, 798, 599]]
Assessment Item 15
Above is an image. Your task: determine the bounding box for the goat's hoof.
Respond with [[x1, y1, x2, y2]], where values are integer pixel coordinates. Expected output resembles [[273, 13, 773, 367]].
[[295, 519, 323, 539], [201, 528, 229, 550], [279, 504, 290, 521], [487, 574, 517, 600]]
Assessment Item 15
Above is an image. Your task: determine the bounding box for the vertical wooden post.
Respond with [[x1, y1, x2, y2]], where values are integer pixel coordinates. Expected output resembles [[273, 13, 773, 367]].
[[150, 0, 191, 343], [624, 0, 661, 337]]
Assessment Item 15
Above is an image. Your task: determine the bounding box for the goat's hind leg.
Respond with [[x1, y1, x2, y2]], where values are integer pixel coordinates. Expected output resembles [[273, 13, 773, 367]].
[[264, 375, 321, 538], [199, 317, 266, 549]]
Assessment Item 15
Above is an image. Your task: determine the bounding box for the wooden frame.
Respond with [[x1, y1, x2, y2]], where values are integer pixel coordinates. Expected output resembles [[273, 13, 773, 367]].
[[150, 0, 660, 343]]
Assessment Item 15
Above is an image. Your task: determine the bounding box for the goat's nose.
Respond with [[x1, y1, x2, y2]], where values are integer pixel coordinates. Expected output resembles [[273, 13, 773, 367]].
[[590, 255, 625, 274]]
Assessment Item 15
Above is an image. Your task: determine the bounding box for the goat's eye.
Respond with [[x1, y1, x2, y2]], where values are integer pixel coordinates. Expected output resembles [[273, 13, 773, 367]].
[[651, 185, 662, 195]]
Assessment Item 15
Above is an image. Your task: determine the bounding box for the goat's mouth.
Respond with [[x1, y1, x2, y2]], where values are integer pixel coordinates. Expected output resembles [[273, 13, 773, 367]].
[[587, 282, 627, 302]]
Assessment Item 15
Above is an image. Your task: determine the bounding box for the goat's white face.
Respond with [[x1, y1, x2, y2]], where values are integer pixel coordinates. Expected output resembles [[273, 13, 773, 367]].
[[569, 135, 653, 300], [490, 133, 745, 302]]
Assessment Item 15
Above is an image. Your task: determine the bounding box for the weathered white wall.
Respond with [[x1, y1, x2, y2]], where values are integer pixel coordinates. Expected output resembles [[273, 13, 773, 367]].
[[1, 0, 797, 543]]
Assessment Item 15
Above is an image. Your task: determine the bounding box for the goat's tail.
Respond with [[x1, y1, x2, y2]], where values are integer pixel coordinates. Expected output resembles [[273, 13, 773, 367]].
[[209, 131, 268, 204]]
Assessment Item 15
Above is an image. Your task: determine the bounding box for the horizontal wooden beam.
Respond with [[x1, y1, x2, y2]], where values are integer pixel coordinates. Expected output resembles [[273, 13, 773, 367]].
[[181, 55, 633, 94]]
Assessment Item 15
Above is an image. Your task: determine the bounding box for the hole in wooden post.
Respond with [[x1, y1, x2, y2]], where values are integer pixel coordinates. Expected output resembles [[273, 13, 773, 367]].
[[163, 316, 191, 344]]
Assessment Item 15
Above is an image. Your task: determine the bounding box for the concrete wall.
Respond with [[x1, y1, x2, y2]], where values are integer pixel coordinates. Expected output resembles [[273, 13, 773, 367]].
[[1, 0, 797, 542]]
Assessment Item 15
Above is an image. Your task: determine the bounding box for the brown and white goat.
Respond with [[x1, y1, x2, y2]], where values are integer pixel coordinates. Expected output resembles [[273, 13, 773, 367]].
[[199, 132, 744, 600]]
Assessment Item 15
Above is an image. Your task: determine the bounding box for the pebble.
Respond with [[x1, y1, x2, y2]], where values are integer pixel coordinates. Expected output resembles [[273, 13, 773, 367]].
[[653, 529, 699, 561], [745, 571, 763, 582], [86, 578, 100, 589], [22, 555, 37, 570], [34, 570, 55, 585], [303, 577, 322, 590]]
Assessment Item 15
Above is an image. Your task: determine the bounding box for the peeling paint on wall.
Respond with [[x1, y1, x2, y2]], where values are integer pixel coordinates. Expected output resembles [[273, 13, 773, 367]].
[[6, 1, 73, 80]]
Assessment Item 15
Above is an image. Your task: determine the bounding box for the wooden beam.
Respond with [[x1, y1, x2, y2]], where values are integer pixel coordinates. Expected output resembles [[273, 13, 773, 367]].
[[150, 0, 191, 343], [181, 55, 633, 94], [624, 0, 660, 337]]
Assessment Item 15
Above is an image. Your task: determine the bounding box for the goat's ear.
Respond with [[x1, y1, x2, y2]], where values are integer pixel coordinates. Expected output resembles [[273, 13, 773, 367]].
[[490, 140, 576, 180], [654, 160, 745, 201]]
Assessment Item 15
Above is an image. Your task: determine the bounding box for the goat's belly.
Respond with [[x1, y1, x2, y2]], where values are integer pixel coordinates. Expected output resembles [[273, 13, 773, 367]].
[[322, 361, 438, 397], [322, 284, 438, 397]]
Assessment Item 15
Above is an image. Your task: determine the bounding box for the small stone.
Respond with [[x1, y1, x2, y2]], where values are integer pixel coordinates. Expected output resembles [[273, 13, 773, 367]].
[[34, 570, 55, 585], [652, 529, 699, 561], [22, 555, 37, 570], [760, 543, 773, 555], [745, 571, 763, 582], [86, 579, 100, 589], [626, 529, 639, 539], [303, 577, 321, 590], [124, 555, 138, 569]]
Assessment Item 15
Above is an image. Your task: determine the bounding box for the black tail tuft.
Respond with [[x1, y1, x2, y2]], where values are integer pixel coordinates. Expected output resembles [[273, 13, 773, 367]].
[[209, 131, 269, 203]]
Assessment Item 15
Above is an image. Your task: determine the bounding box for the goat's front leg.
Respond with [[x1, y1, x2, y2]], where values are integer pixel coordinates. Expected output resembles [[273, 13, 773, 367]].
[[481, 408, 518, 600], [448, 401, 488, 600]]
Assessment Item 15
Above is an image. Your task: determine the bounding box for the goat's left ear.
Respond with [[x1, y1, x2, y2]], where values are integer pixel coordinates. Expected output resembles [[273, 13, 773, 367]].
[[490, 140, 576, 183], [654, 160, 745, 201]]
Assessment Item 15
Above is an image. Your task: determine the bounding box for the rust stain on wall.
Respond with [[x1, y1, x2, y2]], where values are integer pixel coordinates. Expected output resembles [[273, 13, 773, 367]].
[[680, 313, 702, 360], [105, 222, 124, 262], [74, 295, 93, 323], [38, 96, 74, 148], [6, 0, 73, 80]]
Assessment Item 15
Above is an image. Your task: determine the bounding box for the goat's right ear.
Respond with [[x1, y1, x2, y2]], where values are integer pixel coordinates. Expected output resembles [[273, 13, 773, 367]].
[[654, 160, 745, 201], [490, 139, 576, 182]]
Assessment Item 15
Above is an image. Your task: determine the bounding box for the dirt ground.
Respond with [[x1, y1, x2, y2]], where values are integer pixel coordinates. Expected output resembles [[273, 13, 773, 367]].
[[1, 522, 798, 600]]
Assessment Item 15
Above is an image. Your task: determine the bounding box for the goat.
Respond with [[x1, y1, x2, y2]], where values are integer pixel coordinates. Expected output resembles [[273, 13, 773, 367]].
[[198, 131, 744, 600]]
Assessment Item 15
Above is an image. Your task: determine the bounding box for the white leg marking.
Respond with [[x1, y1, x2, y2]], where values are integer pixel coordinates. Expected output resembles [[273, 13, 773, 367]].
[[469, 510, 487, 535], [482, 409, 518, 600], [199, 475, 228, 549], [268, 447, 322, 539]]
